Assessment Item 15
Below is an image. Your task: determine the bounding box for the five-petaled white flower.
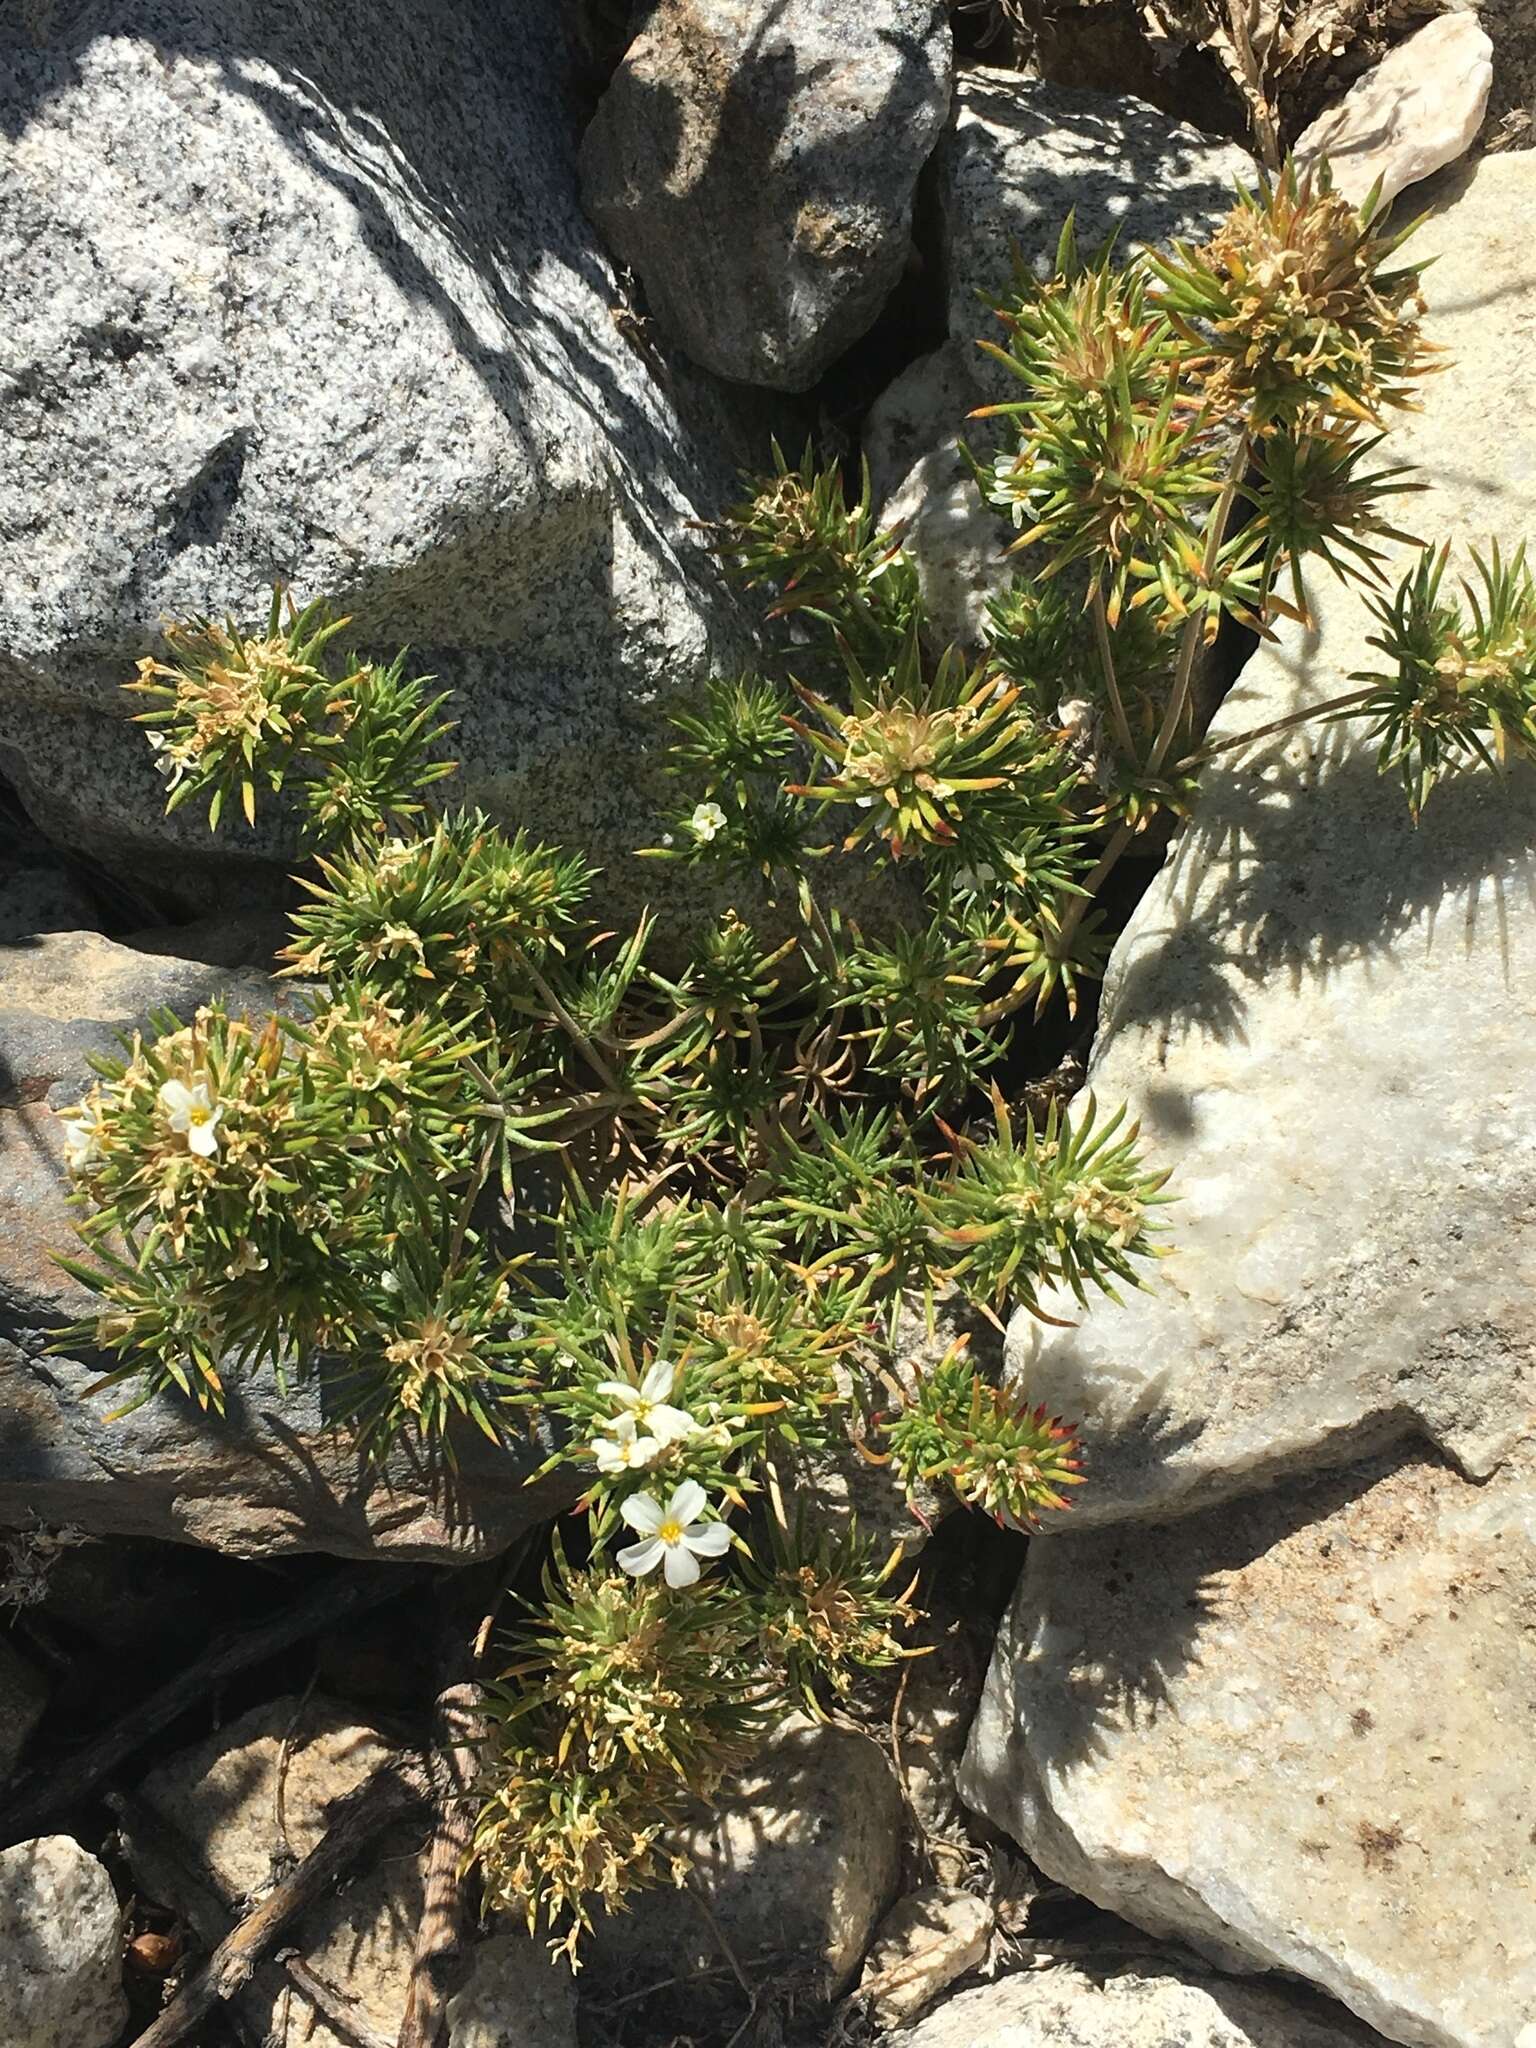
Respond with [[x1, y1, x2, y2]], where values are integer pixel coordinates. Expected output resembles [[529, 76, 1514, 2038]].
[[158, 1077, 223, 1157], [596, 1358, 696, 1447], [689, 801, 727, 843], [60, 1106, 106, 1174], [590, 1414, 665, 1474], [617, 1481, 732, 1588]]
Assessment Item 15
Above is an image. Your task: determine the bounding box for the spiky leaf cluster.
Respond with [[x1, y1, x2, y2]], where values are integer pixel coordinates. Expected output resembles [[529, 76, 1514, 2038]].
[[475, 1560, 769, 1960], [884, 1338, 1085, 1528], [1350, 541, 1536, 815], [128, 588, 454, 838], [928, 1091, 1170, 1315]]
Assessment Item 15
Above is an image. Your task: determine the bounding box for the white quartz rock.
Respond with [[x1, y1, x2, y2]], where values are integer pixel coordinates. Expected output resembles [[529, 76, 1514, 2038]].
[[1297, 13, 1492, 209]]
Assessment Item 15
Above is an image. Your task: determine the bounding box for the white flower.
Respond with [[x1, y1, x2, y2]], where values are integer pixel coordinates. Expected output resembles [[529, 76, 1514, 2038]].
[[590, 1414, 665, 1474], [60, 1107, 106, 1174], [689, 801, 727, 843], [158, 1076, 223, 1157], [595, 1358, 697, 1447], [616, 1481, 732, 1589]]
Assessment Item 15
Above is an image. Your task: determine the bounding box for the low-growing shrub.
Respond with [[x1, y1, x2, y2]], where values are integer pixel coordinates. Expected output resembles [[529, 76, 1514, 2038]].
[[56, 164, 1534, 1959]]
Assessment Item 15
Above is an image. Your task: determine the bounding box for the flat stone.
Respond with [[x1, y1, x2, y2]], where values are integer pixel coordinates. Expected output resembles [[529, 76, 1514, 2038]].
[[0, 0, 747, 914], [961, 1446, 1536, 2048], [1297, 13, 1493, 209], [0, 932, 561, 1559], [580, 0, 952, 391], [860, 1887, 994, 2027], [0, 1835, 126, 2048], [1003, 150, 1536, 1530], [890, 1954, 1395, 2048], [586, 1715, 903, 2002]]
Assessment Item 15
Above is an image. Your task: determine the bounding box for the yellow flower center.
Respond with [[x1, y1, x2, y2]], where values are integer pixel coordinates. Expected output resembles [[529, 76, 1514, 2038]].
[[657, 1519, 684, 1545], [188, 1104, 214, 1127]]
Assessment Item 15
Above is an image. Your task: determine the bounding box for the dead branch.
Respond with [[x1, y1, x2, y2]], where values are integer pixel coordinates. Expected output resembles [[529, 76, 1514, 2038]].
[[120, 1756, 428, 2048], [395, 1681, 486, 2048], [109, 1786, 397, 2048], [396, 1552, 520, 2048]]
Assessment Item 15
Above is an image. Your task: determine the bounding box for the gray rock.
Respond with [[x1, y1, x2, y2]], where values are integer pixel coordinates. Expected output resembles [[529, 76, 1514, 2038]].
[[998, 151, 1536, 1532], [1296, 13, 1493, 209], [0, 862, 100, 944], [0, 0, 747, 913], [0, 1639, 47, 1786], [938, 75, 1253, 407], [0, 1835, 126, 2048], [870, 347, 1009, 655], [859, 1887, 993, 2028], [175, 1704, 579, 2036], [587, 1715, 903, 2001], [448, 1933, 578, 2048], [0, 931, 561, 1559], [890, 1955, 1394, 2048], [580, 0, 952, 392], [960, 1445, 1536, 2048]]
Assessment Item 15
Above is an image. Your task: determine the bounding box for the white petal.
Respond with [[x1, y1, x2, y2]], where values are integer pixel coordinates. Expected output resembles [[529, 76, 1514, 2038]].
[[640, 1357, 676, 1402], [617, 1538, 665, 1578], [187, 1081, 214, 1113], [668, 1479, 707, 1527], [596, 1380, 640, 1410], [158, 1079, 193, 1118], [187, 1118, 220, 1157], [629, 1434, 666, 1468], [662, 1542, 702, 1589], [591, 1439, 627, 1473], [683, 1520, 732, 1558], [647, 1404, 698, 1445], [620, 1491, 664, 1535]]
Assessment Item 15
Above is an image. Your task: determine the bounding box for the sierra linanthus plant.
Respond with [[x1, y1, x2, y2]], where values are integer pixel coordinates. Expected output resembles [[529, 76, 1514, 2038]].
[[57, 158, 1527, 1966]]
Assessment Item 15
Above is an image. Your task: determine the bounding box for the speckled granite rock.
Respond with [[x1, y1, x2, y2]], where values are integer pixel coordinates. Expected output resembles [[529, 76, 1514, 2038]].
[[580, 0, 952, 391], [0, 0, 746, 912], [1297, 13, 1492, 209], [587, 1716, 903, 2003], [0, 932, 561, 1559], [938, 76, 1252, 408], [1002, 151, 1536, 1529], [960, 1446, 1536, 2048], [0, 1835, 126, 2048], [0, 860, 100, 944], [891, 1955, 1394, 2048], [447, 1933, 578, 2048]]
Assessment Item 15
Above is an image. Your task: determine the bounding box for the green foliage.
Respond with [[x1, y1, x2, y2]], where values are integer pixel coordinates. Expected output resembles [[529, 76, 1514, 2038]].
[[1351, 541, 1536, 814], [928, 1091, 1169, 1315], [128, 588, 453, 839], [62, 157, 1522, 1966], [713, 440, 920, 670], [884, 1337, 1084, 1527], [475, 1555, 769, 1961]]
